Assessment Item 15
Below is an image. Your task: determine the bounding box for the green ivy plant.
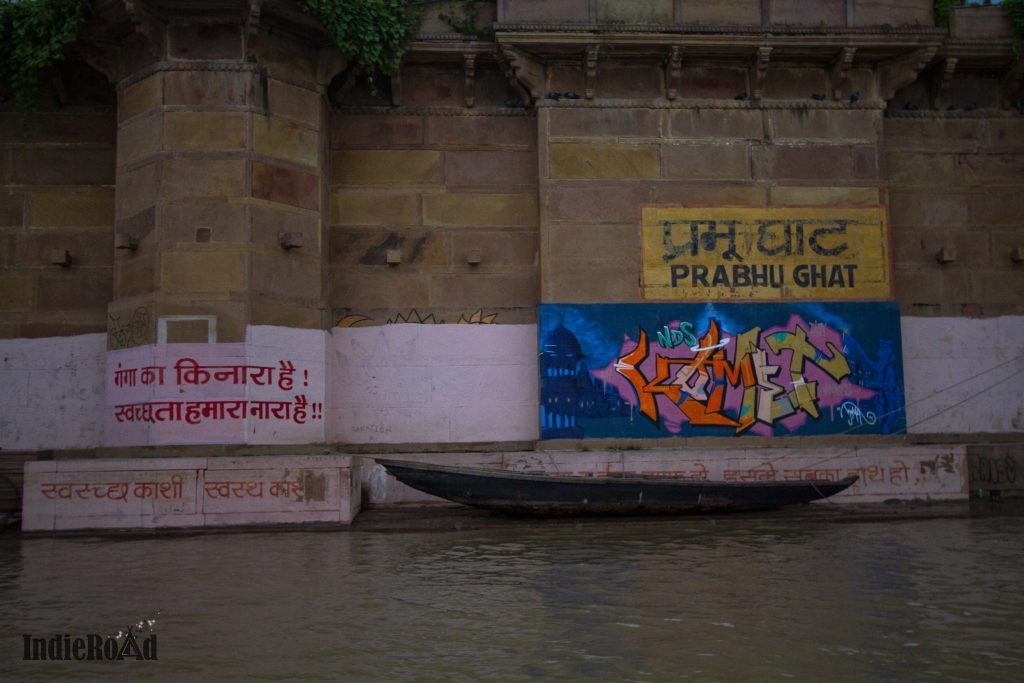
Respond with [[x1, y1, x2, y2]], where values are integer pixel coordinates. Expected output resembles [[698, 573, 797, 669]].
[[1004, 0, 1024, 57], [300, 0, 425, 79], [438, 0, 493, 39], [0, 0, 89, 109]]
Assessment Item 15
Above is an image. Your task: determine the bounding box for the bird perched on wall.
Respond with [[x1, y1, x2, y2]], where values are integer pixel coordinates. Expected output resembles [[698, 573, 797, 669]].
[[735, 92, 747, 100], [545, 91, 561, 101], [849, 91, 860, 104], [563, 91, 580, 99], [964, 101, 977, 111], [903, 101, 919, 111], [811, 93, 826, 101]]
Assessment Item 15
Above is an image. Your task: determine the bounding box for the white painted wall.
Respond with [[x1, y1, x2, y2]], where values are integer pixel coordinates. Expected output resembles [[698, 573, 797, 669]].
[[902, 316, 1024, 434], [328, 323, 540, 444], [0, 334, 106, 451]]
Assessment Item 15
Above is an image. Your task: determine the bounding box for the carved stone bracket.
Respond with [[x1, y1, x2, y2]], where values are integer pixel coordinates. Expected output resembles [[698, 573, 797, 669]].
[[499, 45, 544, 104], [750, 46, 772, 101], [665, 45, 684, 101], [928, 57, 958, 109], [830, 46, 857, 100], [584, 44, 600, 99], [878, 46, 938, 102], [464, 52, 476, 108]]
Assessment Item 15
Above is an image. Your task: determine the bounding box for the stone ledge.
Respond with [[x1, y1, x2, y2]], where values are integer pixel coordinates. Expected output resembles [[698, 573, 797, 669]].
[[22, 454, 362, 532]]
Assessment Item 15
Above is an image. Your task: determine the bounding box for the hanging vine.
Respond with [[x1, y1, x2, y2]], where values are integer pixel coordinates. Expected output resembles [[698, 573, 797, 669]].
[[0, 0, 90, 109], [300, 0, 426, 79]]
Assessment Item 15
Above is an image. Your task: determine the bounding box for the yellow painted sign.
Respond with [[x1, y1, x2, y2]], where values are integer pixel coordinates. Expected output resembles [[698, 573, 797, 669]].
[[641, 206, 891, 301]]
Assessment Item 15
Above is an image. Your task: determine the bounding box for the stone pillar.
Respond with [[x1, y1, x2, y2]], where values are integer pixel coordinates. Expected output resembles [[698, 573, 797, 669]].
[[109, 5, 327, 348]]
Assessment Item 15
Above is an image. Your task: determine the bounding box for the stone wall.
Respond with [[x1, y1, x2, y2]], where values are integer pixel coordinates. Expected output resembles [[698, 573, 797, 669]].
[[328, 107, 539, 326], [0, 66, 116, 339]]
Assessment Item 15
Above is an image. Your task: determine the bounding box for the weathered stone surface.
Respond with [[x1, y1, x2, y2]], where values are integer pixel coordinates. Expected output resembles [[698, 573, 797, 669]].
[[400, 65, 464, 107], [763, 68, 829, 99], [969, 192, 1024, 226], [117, 113, 163, 167], [251, 251, 322, 299], [425, 115, 535, 147], [117, 163, 159, 218], [330, 191, 419, 227], [30, 189, 115, 227], [251, 205, 321, 251], [423, 192, 537, 227], [543, 222, 638, 260], [884, 119, 988, 151], [886, 152, 956, 187], [169, 23, 243, 60], [679, 0, 761, 24], [161, 159, 247, 201], [37, 272, 112, 310], [269, 79, 322, 128], [595, 65, 664, 100], [165, 111, 247, 151], [161, 200, 249, 245], [329, 270, 433, 308], [595, 0, 672, 23], [332, 114, 424, 148], [663, 143, 750, 179], [163, 69, 253, 107], [252, 162, 320, 211], [119, 75, 162, 122], [649, 182, 768, 207], [889, 191, 970, 228], [33, 111, 116, 146], [0, 192, 25, 227], [771, 0, 845, 25], [542, 260, 640, 302], [113, 251, 157, 298], [445, 150, 537, 189], [760, 144, 862, 181], [11, 149, 115, 186], [433, 272, 538, 308], [856, 0, 933, 26], [254, 116, 319, 168], [15, 228, 113, 267], [677, 67, 747, 99], [771, 186, 881, 206], [330, 227, 447, 266], [771, 110, 878, 142], [545, 184, 651, 222], [499, 0, 590, 23], [548, 142, 660, 180], [0, 275, 33, 311], [668, 108, 763, 140], [160, 250, 247, 294], [249, 299, 323, 329], [548, 108, 663, 139], [956, 154, 1024, 186], [332, 150, 441, 186], [449, 230, 538, 267]]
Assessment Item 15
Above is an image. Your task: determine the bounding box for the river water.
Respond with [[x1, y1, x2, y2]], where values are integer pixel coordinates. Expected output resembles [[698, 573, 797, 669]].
[[2, 503, 1023, 682]]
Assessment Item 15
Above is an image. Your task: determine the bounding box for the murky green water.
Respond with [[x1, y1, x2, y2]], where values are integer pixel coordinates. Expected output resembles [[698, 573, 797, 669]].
[[2, 505, 1023, 681]]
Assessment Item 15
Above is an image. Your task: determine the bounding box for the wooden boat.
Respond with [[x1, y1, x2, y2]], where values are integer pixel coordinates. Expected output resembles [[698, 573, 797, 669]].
[[377, 459, 858, 516]]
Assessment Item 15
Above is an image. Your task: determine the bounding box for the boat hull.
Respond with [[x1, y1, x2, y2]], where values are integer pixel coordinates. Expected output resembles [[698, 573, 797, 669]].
[[377, 459, 858, 516]]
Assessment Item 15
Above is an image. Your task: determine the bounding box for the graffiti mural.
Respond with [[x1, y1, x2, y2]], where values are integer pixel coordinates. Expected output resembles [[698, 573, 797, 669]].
[[539, 302, 905, 439]]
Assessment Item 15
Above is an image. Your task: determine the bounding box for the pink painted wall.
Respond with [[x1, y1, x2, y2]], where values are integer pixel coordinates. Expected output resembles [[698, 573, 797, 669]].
[[104, 326, 327, 447], [902, 317, 1024, 434], [0, 334, 105, 450], [0, 317, 1020, 452], [328, 323, 540, 443]]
